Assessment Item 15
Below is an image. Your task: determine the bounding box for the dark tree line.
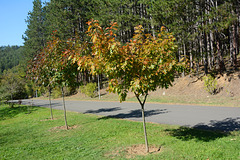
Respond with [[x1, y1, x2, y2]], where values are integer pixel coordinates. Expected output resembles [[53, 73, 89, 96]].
[[24, 0, 240, 75], [0, 46, 25, 74]]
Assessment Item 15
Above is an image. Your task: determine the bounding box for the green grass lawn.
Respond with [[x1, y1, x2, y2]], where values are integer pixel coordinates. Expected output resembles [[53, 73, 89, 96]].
[[0, 104, 239, 159]]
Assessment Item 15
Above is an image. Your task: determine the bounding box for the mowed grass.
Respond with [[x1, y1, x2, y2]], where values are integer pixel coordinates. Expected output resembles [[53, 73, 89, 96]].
[[0, 104, 240, 160]]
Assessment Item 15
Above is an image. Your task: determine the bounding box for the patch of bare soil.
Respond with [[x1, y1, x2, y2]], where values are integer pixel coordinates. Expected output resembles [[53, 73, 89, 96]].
[[49, 125, 78, 132], [147, 72, 240, 106], [106, 144, 162, 159], [125, 144, 162, 158]]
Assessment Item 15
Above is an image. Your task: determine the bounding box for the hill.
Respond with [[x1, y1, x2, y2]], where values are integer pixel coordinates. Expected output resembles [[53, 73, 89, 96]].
[[147, 73, 240, 107], [64, 72, 240, 107], [0, 46, 25, 74]]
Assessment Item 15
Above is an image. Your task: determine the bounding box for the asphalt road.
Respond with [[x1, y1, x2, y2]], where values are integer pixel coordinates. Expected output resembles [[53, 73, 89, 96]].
[[21, 99, 240, 132]]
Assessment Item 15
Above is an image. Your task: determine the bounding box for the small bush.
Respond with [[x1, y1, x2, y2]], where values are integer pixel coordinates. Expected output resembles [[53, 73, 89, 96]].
[[203, 75, 218, 95], [50, 86, 76, 99], [79, 83, 97, 98], [52, 88, 62, 99]]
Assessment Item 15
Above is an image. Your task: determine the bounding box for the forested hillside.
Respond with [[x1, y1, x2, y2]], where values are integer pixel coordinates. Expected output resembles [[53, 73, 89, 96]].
[[1, 0, 240, 101], [0, 46, 25, 74], [24, 0, 240, 74]]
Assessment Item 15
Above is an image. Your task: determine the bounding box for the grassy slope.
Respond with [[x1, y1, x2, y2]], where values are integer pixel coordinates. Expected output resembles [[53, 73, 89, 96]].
[[0, 104, 239, 159]]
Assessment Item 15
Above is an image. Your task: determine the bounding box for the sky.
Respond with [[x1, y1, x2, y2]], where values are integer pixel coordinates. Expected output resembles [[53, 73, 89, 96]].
[[0, 0, 34, 46]]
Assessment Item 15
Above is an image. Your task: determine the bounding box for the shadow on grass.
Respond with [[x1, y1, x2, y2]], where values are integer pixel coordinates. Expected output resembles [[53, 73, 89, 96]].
[[193, 117, 240, 132], [98, 109, 168, 120], [0, 105, 39, 121], [84, 107, 122, 114], [165, 127, 228, 142], [165, 117, 240, 142]]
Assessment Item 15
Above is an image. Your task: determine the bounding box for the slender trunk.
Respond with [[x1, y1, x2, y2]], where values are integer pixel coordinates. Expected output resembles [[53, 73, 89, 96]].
[[61, 87, 68, 129], [189, 43, 193, 69], [49, 89, 53, 120], [206, 0, 212, 70], [10, 93, 13, 108], [216, 33, 225, 73], [182, 43, 186, 77], [204, 32, 208, 74], [98, 74, 100, 100], [237, 7, 240, 57], [141, 103, 148, 153], [210, 31, 215, 67], [207, 34, 212, 70], [199, 33, 203, 65], [135, 92, 149, 153], [150, 15, 155, 38], [230, 25, 234, 66], [204, 57, 208, 75], [233, 23, 238, 69]]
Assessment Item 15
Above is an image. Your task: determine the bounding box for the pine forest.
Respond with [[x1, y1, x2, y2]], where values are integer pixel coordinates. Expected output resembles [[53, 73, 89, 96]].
[[1, 0, 240, 100]]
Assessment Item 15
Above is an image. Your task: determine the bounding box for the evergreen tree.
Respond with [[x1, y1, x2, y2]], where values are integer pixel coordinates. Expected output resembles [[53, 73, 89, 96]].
[[23, 0, 46, 59]]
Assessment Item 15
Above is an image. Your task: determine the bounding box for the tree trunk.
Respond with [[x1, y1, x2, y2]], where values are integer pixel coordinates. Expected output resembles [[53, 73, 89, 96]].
[[61, 87, 68, 130], [209, 31, 215, 68], [204, 32, 208, 74], [233, 23, 238, 69], [98, 74, 101, 100], [189, 42, 193, 69], [150, 14, 155, 38], [49, 88, 53, 120], [207, 34, 212, 70], [135, 92, 149, 153], [10, 93, 14, 108], [230, 25, 234, 66], [141, 103, 149, 153], [182, 43, 186, 77], [216, 33, 225, 73]]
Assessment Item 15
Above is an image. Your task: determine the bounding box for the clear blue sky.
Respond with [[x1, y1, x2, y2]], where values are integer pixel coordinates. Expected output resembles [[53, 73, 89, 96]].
[[0, 0, 34, 46]]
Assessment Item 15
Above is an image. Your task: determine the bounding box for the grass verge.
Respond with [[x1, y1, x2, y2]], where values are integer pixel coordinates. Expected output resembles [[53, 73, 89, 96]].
[[1, 104, 239, 159], [46, 91, 240, 107]]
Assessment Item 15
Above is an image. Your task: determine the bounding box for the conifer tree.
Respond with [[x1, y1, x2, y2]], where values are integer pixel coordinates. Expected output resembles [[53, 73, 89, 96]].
[[23, 0, 46, 59]]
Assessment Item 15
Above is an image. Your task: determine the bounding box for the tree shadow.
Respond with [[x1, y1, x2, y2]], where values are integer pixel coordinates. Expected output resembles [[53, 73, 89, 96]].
[[165, 127, 228, 142], [165, 117, 240, 142], [193, 117, 240, 132], [84, 107, 122, 114], [0, 105, 39, 121], [36, 103, 61, 108], [92, 93, 107, 98], [99, 109, 168, 120]]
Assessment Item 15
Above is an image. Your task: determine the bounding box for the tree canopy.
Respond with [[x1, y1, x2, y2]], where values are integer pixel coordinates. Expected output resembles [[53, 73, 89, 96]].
[[70, 20, 186, 152]]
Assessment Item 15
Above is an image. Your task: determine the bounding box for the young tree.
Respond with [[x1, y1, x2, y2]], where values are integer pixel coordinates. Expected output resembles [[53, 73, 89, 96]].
[[73, 20, 186, 152], [27, 33, 79, 125], [27, 51, 54, 119]]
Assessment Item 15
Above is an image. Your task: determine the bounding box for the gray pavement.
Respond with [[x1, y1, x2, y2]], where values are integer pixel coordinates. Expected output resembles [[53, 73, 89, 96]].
[[21, 99, 240, 132]]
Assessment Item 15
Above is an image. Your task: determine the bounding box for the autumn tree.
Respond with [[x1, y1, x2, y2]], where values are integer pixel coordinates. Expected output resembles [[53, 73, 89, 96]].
[[27, 33, 79, 126], [27, 49, 55, 119], [72, 20, 186, 152]]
